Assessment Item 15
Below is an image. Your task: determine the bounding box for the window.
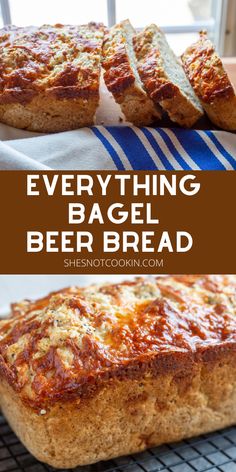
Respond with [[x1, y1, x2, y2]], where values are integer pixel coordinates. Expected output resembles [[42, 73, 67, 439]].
[[0, 0, 10, 27], [116, 0, 224, 54], [0, 0, 228, 55], [8, 0, 108, 26]]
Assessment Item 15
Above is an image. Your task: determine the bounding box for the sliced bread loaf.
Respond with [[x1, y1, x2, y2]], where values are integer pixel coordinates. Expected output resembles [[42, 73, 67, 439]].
[[133, 24, 203, 128], [102, 19, 161, 126], [181, 31, 236, 131]]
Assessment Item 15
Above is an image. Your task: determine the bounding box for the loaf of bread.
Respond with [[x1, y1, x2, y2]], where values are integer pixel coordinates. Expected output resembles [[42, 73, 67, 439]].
[[0, 23, 104, 132], [102, 19, 161, 125], [181, 31, 236, 131], [0, 21, 235, 132], [133, 24, 204, 127], [0, 275, 235, 468]]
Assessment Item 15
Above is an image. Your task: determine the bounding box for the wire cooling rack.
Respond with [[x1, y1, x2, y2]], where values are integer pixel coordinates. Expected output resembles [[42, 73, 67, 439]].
[[0, 414, 235, 472]]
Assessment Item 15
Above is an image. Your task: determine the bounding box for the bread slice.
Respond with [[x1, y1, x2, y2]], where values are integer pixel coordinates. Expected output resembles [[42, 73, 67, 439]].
[[0, 275, 235, 468], [102, 19, 161, 125], [181, 31, 236, 131], [133, 24, 203, 128], [0, 23, 104, 133]]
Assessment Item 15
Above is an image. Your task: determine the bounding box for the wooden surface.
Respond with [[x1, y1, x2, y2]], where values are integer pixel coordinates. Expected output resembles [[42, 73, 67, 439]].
[[223, 57, 236, 86]]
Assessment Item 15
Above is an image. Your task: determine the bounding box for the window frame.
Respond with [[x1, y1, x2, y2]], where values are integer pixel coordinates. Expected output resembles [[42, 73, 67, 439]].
[[214, 0, 228, 55], [223, 0, 236, 56], [0, 0, 228, 52], [0, 0, 11, 24]]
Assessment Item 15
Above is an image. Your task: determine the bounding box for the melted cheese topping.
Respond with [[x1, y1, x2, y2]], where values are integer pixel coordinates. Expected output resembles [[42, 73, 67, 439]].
[[0, 23, 104, 103], [0, 275, 235, 409], [181, 31, 235, 103]]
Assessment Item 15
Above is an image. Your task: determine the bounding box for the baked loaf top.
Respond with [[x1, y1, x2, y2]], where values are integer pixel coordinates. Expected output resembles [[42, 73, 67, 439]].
[[0, 23, 104, 105], [0, 275, 235, 410], [181, 31, 235, 104]]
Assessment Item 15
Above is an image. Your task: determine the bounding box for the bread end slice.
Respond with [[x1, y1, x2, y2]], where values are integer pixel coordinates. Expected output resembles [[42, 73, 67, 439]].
[[102, 19, 161, 126], [133, 24, 203, 128], [181, 31, 236, 131]]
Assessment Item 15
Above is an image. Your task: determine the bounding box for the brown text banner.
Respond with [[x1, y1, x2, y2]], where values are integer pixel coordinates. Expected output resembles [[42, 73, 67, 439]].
[[0, 171, 235, 274]]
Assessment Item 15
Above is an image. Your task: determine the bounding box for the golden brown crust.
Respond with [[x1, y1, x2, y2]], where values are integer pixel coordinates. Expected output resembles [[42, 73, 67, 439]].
[[102, 20, 161, 125], [0, 275, 235, 467], [0, 275, 235, 410], [0, 23, 104, 131], [181, 31, 236, 131], [133, 25, 203, 128], [0, 23, 104, 103], [102, 35, 135, 95], [181, 31, 234, 104]]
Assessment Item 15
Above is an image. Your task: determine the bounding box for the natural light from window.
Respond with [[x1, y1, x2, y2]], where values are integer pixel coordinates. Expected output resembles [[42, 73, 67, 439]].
[[0, 0, 223, 54]]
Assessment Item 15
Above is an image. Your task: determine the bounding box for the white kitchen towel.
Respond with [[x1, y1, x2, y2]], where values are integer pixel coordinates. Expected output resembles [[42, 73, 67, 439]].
[[0, 126, 235, 170]]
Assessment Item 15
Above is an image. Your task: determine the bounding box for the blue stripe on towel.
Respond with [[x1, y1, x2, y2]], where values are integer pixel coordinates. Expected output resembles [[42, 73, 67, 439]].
[[92, 125, 235, 170], [106, 127, 158, 170], [156, 128, 193, 170], [141, 128, 175, 170], [171, 129, 226, 170], [206, 131, 236, 169], [92, 127, 125, 170]]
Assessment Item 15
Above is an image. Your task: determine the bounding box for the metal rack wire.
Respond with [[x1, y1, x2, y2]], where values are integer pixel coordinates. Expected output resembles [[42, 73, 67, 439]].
[[0, 414, 235, 472]]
